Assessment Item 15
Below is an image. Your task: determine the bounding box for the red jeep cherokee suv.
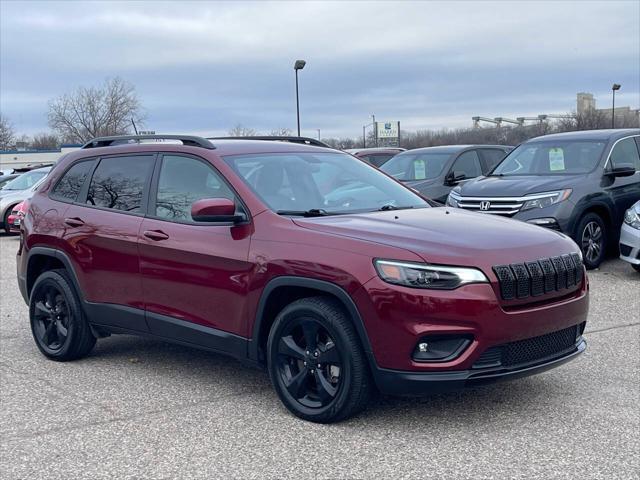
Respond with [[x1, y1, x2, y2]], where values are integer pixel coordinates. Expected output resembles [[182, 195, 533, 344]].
[[17, 135, 588, 423]]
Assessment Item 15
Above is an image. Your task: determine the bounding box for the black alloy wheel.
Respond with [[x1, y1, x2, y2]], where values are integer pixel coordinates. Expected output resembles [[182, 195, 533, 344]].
[[267, 297, 372, 423], [29, 270, 96, 361], [32, 284, 70, 352], [276, 317, 343, 409]]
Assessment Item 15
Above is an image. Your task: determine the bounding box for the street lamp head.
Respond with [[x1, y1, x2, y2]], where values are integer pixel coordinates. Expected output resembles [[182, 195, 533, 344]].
[[612, 83, 621, 91], [294, 60, 306, 70]]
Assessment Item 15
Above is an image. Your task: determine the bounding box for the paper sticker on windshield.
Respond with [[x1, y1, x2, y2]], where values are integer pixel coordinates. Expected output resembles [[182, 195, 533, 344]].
[[549, 148, 565, 171], [414, 159, 426, 179]]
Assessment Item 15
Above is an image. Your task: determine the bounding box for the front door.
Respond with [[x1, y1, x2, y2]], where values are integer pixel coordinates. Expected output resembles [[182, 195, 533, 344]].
[[138, 154, 253, 352], [604, 136, 640, 225]]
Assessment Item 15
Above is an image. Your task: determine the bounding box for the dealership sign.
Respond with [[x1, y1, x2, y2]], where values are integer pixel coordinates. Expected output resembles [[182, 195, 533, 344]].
[[376, 121, 400, 139]]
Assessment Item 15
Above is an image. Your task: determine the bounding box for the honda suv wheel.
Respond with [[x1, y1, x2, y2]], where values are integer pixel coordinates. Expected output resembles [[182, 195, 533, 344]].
[[577, 213, 606, 269], [267, 297, 372, 423]]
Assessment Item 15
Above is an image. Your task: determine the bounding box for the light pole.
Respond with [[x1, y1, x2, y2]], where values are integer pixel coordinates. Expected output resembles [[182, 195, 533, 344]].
[[611, 84, 621, 129], [362, 114, 376, 148], [316, 129, 321, 140], [294, 60, 306, 136]]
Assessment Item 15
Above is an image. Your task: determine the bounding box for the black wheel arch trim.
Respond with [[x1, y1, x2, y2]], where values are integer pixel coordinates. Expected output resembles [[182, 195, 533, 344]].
[[249, 276, 376, 367], [25, 247, 85, 303]]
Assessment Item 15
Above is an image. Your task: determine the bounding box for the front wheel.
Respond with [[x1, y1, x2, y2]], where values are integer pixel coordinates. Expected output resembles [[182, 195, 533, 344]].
[[576, 213, 607, 269], [267, 297, 372, 423]]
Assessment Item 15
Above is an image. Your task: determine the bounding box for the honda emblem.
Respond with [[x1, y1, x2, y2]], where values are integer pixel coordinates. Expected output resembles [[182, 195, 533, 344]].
[[479, 201, 491, 211]]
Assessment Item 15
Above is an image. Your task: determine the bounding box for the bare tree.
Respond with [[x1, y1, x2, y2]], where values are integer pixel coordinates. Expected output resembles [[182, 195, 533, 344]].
[[0, 114, 15, 149], [269, 127, 293, 136], [48, 77, 144, 143], [31, 132, 60, 150], [228, 124, 259, 136]]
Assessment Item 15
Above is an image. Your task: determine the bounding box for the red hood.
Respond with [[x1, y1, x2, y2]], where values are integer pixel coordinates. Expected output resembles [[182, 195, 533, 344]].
[[292, 207, 579, 272]]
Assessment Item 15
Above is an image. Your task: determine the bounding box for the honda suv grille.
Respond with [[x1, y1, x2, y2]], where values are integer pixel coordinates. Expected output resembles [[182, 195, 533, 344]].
[[493, 253, 583, 300]]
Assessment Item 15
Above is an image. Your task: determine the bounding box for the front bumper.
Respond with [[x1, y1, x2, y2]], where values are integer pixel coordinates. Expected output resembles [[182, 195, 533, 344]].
[[619, 222, 640, 265], [374, 337, 586, 396]]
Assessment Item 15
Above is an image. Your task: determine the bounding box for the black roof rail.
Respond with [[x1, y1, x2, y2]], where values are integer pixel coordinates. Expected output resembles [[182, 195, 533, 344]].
[[82, 135, 216, 150], [208, 136, 332, 148]]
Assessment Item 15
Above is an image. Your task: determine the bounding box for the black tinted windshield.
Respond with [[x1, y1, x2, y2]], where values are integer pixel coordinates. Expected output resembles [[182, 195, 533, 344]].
[[225, 152, 429, 214], [2, 169, 48, 190], [492, 140, 606, 175], [381, 152, 452, 181]]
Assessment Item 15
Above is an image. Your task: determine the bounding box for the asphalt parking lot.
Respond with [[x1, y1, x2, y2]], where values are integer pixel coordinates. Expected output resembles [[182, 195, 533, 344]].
[[0, 233, 638, 480]]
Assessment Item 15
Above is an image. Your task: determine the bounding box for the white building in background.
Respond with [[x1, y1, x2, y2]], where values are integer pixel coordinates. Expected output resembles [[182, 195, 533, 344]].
[[0, 144, 81, 171]]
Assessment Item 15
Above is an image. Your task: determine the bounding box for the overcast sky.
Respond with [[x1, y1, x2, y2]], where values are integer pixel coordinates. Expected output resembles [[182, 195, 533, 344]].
[[1, 0, 639, 139]]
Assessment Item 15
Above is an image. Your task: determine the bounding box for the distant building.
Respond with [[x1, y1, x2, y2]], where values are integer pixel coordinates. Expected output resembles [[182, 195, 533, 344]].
[[0, 144, 81, 171], [576, 92, 639, 123]]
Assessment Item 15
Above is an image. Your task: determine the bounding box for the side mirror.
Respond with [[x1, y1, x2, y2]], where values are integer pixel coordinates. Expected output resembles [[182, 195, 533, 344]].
[[191, 198, 243, 223], [445, 171, 466, 186], [608, 163, 636, 178]]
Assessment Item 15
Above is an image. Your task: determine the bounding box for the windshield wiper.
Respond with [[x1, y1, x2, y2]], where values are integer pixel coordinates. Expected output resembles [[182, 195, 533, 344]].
[[276, 208, 332, 217], [378, 204, 415, 211]]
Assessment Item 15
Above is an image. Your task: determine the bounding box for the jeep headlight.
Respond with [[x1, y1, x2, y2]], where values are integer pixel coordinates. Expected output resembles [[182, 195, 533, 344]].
[[521, 189, 572, 211], [374, 259, 488, 290]]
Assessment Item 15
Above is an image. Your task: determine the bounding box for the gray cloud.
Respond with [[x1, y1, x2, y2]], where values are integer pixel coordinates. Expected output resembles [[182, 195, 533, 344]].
[[1, 0, 638, 138]]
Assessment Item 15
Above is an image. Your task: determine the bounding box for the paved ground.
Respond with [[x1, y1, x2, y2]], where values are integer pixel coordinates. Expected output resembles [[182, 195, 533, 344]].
[[0, 234, 638, 480]]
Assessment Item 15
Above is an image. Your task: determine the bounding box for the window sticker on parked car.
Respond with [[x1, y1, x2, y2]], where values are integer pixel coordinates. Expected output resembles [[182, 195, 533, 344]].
[[413, 159, 426, 179], [549, 148, 565, 171]]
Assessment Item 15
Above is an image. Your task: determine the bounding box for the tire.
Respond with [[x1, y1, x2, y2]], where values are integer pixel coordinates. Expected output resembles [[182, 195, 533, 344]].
[[3, 207, 14, 234], [632, 264, 640, 273], [267, 296, 372, 423], [29, 269, 96, 361], [576, 213, 607, 270]]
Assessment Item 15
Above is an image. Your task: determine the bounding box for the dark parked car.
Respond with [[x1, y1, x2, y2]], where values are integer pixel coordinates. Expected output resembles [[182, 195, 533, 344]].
[[381, 145, 511, 203], [447, 129, 640, 269], [18, 134, 588, 423], [345, 147, 406, 167]]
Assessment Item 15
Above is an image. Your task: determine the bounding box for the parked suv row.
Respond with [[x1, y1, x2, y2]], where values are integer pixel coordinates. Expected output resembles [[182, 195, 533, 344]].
[[447, 129, 640, 268], [18, 135, 588, 422]]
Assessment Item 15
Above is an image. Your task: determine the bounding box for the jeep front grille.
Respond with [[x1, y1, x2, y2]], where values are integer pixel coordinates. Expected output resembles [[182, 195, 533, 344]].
[[492, 253, 584, 300]]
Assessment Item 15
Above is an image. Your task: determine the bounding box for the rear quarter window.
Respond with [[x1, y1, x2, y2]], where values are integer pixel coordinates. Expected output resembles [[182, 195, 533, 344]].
[[51, 160, 95, 202]]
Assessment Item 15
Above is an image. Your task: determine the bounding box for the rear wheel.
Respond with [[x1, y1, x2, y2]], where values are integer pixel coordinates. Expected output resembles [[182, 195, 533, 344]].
[[29, 269, 96, 361], [3, 207, 14, 234], [576, 213, 606, 269], [267, 297, 372, 423]]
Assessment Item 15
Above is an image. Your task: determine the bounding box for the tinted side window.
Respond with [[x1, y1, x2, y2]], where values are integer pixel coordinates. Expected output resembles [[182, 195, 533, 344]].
[[86, 156, 155, 213], [478, 149, 508, 173], [155, 155, 234, 222], [451, 150, 482, 178], [610, 137, 640, 170], [51, 160, 94, 202], [364, 154, 394, 167]]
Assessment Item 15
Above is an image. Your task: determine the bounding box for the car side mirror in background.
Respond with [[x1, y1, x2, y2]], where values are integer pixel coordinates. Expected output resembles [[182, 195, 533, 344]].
[[445, 171, 466, 186], [191, 198, 244, 223], [608, 164, 636, 178]]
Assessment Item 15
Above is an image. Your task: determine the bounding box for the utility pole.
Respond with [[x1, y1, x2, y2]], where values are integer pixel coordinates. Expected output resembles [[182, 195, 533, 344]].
[[612, 84, 621, 129]]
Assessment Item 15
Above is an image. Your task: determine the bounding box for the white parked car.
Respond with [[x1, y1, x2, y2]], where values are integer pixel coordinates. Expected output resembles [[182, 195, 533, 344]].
[[619, 200, 640, 272]]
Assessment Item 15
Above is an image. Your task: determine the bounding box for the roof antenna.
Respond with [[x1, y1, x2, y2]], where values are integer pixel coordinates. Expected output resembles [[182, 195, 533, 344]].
[[131, 118, 139, 135]]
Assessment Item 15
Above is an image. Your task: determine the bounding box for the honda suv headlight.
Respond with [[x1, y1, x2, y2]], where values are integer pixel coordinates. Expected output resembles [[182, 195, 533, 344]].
[[624, 206, 640, 229], [446, 189, 461, 208], [374, 259, 488, 290], [521, 189, 572, 211]]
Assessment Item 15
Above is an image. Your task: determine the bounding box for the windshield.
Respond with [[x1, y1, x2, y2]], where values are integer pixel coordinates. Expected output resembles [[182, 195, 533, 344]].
[[492, 140, 606, 176], [225, 152, 429, 214], [1, 170, 48, 191], [381, 152, 452, 181]]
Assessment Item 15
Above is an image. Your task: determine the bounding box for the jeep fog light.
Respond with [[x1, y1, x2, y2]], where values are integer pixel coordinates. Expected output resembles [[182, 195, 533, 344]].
[[412, 336, 472, 362]]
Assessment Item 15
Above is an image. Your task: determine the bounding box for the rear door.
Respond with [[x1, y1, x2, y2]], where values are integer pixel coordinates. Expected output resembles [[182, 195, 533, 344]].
[[138, 153, 253, 350], [59, 154, 156, 332]]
